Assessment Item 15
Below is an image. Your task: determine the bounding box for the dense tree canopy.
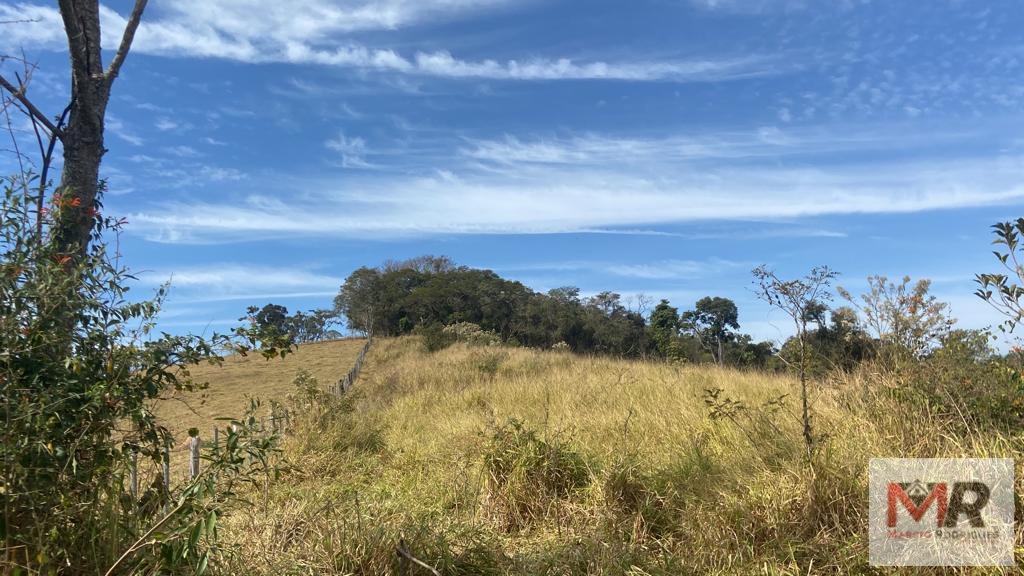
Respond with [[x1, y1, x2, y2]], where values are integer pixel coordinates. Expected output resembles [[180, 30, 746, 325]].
[[332, 257, 781, 363]]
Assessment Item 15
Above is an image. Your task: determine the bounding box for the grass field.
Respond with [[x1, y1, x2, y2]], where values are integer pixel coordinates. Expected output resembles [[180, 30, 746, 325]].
[[153, 338, 367, 474], [209, 336, 1022, 574]]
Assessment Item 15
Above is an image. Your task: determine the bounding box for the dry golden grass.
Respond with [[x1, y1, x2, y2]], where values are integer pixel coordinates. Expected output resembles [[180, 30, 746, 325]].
[[215, 337, 1022, 575], [153, 338, 367, 473]]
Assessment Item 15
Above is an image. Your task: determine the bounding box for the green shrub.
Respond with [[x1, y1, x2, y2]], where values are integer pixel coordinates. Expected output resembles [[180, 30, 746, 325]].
[[0, 181, 289, 574], [907, 329, 1024, 430], [417, 323, 456, 352]]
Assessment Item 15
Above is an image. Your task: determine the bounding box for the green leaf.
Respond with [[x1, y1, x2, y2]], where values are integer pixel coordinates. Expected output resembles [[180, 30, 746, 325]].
[[197, 551, 209, 575]]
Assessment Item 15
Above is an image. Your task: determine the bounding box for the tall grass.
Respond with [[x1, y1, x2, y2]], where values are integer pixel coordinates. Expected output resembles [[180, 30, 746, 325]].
[[220, 337, 1022, 574]]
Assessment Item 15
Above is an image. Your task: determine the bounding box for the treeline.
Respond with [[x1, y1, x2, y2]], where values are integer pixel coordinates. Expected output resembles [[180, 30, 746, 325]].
[[331, 255, 780, 367], [253, 254, 1005, 381]]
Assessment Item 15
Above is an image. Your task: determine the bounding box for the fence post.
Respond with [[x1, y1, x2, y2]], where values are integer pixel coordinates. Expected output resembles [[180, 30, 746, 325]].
[[188, 434, 201, 480], [162, 445, 170, 491], [129, 451, 138, 501], [213, 427, 219, 452]]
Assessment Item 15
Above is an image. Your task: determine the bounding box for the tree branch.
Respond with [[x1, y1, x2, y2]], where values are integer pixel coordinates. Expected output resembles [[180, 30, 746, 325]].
[[0, 74, 62, 139], [106, 0, 148, 83]]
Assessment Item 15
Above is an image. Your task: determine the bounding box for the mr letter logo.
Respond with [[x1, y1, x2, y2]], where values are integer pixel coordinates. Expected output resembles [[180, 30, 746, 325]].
[[887, 480, 989, 529], [869, 459, 1014, 566]]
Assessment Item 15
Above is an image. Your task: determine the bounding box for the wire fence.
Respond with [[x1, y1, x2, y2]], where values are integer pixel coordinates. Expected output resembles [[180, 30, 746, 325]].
[[131, 336, 373, 491]]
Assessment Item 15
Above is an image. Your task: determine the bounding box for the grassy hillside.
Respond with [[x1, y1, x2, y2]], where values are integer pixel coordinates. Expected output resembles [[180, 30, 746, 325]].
[[218, 337, 1020, 575], [154, 338, 367, 474]]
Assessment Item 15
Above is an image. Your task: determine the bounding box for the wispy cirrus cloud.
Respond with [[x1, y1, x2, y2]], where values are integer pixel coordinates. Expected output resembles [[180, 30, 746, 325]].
[[123, 149, 1024, 243], [0, 1, 779, 82], [325, 132, 372, 168], [138, 264, 342, 303], [496, 258, 746, 280], [458, 125, 965, 167]]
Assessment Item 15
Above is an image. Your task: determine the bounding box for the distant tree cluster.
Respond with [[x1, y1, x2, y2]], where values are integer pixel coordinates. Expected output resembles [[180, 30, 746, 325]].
[[243, 304, 341, 344], [648, 297, 775, 368], [332, 255, 781, 365]]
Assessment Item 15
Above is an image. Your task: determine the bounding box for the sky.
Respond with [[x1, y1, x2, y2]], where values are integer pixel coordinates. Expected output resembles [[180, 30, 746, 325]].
[[1, 0, 1023, 345]]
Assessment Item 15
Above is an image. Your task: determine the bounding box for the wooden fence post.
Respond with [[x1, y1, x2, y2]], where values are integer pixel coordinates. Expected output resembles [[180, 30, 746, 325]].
[[129, 451, 138, 501], [188, 435, 201, 480], [161, 445, 171, 512], [213, 427, 219, 451]]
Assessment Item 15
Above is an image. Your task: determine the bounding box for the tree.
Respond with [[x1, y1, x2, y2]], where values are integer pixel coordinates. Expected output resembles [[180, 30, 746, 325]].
[[331, 262, 651, 357], [777, 306, 872, 376], [752, 265, 838, 456], [838, 275, 953, 367], [681, 296, 739, 366], [1, 0, 149, 257], [976, 217, 1024, 332], [288, 308, 340, 343], [381, 254, 455, 274], [334, 266, 382, 335], [246, 303, 289, 334], [649, 299, 681, 357]]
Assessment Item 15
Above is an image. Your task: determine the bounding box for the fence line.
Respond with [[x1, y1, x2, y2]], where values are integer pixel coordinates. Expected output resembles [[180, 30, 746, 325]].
[[136, 336, 374, 490], [335, 336, 372, 396], [115, 336, 399, 565]]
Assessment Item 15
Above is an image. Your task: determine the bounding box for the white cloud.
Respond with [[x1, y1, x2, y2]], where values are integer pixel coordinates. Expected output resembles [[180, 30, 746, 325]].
[[105, 115, 143, 146], [606, 259, 744, 280], [687, 0, 816, 13], [499, 258, 745, 280], [0, 1, 778, 82], [155, 117, 178, 131], [139, 264, 342, 301], [458, 126, 949, 167], [125, 151, 1024, 242], [325, 131, 371, 168], [165, 145, 201, 158]]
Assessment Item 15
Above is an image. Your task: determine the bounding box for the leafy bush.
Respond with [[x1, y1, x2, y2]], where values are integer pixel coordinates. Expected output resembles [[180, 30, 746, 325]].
[[907, 330, 1024, 430], [417, 323, 456, 352], [0, 181, 289, 574], [443, 321, 501, 346]]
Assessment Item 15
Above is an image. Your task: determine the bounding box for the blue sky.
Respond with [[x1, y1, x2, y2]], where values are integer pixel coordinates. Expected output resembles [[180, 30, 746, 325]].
[[2, 0, 1023, 344]]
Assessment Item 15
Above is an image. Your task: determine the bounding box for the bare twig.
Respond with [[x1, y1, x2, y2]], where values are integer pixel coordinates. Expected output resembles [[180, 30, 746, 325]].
[[0, 74, 62, 139], [396, 539, 442, 576]]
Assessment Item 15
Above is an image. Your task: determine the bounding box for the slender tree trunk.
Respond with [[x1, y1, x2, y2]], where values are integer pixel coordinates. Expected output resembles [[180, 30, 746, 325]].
[[798, 324, 812, 456]]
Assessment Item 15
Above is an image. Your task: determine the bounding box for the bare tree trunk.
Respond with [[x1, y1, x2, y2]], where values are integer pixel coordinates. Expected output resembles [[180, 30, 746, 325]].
[[48, 0, 147, 256], [53, 78, 107, 255], [798, 323, 812, 456]]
